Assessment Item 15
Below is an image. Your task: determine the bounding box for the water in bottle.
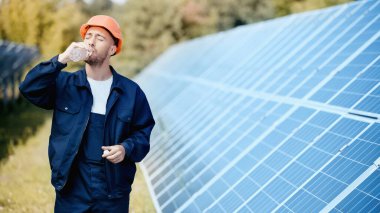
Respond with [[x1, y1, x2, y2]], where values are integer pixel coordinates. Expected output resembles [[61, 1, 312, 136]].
[[69, 47, 88, 62]]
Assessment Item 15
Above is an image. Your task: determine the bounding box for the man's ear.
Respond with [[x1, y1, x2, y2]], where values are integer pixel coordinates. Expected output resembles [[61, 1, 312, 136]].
[[109, 45, 116, 56]]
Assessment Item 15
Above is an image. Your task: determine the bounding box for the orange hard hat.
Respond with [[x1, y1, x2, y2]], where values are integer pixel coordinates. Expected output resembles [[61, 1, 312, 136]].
[[80, 15, 123, 55]]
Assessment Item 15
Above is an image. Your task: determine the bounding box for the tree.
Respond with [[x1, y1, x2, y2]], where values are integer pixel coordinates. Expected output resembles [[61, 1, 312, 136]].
[[78, 0, 114, 17], [115, 0, 183, 73], [205, 0, 274, 31], [0, 0, 86, 57], [114, 0, 274, 74], [41, 2, 86, 56], [273, 0, 352, 17], [0, 0, 33, 44]]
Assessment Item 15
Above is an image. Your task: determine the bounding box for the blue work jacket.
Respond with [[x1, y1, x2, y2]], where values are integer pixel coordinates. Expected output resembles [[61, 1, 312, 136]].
[[19, 56, 155, 198]]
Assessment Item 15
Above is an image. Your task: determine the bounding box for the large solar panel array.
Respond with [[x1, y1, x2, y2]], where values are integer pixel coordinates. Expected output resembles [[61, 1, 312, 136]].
[[135, 0, 380, 212], [0, 40, 39, 104]]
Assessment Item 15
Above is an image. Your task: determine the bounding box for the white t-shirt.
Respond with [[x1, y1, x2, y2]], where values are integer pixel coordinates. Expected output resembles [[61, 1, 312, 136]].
[[87, 76, 113, 115]]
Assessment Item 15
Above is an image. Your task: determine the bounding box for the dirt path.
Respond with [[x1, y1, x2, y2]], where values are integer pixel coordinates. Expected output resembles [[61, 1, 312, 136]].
[[0, 119, 155, 212]]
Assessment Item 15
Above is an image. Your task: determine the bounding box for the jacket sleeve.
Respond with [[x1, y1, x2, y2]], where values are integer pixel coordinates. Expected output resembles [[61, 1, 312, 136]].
[[19, 56, 67, 110], [120, 86, 155, 162]]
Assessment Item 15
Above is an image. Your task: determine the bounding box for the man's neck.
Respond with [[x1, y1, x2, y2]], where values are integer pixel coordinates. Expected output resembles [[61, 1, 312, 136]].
[[85, 62, 113, 81]]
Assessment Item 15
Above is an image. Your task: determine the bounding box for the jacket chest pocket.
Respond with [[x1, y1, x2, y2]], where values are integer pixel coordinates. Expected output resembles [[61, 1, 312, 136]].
[[53, 101, 81, 135], [116, 112, 132, 140]]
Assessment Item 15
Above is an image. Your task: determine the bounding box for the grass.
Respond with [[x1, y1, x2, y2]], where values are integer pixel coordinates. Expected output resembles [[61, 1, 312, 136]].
[[0, 99, 50, 162], [0, 118, 155, 212]]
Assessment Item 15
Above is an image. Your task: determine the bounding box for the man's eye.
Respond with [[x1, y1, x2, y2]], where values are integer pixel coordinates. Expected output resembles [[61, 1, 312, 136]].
[[98, 38, 104, 41]]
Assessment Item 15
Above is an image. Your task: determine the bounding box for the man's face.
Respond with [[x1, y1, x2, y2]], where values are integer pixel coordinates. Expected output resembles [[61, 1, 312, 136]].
[[84, 26, 116, 66]]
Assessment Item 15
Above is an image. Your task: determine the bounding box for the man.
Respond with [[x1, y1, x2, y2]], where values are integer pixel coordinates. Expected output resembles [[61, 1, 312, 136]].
[[19, 15, 155, 212]]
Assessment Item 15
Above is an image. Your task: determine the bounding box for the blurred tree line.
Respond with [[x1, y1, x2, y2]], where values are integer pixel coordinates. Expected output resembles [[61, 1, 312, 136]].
[[0, 0, 351, 75], [0, 0, 85, 57]]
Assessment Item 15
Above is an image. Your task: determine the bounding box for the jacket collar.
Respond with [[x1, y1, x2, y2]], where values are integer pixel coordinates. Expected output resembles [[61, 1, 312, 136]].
[[75, 65, 123, 93]]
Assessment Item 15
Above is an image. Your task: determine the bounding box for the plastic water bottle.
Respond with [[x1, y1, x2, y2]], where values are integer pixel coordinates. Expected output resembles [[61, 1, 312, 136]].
[[69, 47, 88, 62]]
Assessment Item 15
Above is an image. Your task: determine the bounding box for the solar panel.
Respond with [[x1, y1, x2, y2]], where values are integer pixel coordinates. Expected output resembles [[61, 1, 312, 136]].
[[0, 40, 39, 104], [135, 0, 380, 212]]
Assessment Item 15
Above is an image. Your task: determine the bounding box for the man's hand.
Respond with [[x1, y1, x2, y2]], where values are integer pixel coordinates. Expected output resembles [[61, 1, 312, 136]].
[[58, 42, 89, 64], [101, 145, 126, 164]]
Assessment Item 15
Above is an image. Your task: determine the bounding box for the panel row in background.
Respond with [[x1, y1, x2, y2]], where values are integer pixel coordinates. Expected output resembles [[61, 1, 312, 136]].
[[135, 0, 380, 212]]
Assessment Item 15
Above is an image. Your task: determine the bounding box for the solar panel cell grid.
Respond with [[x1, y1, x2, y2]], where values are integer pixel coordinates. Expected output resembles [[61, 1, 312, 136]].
[[135, 0, 380, 212]]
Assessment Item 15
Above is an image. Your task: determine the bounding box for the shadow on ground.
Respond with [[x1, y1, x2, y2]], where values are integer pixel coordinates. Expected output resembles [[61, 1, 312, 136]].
[[0, 97, 50, 163]]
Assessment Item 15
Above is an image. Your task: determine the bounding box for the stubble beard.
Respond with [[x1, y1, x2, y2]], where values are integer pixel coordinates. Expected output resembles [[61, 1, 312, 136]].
[[85, 51, 108, 66]]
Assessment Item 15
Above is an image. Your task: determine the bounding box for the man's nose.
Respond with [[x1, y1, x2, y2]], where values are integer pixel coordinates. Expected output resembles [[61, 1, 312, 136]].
[[85, 37, 95, 46]]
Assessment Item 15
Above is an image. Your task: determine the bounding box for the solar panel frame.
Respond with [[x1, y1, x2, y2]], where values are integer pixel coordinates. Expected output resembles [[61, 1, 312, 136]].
[[135, 1, 380, 212]]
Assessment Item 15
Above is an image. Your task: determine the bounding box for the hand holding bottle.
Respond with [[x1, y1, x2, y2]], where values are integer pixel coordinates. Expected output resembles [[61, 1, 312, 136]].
[[58, 42, 93, 64]]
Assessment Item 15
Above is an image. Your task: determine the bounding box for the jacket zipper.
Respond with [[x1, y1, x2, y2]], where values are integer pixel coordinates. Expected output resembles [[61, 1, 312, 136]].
[[104, 117, 112, 197], [104, 90, 120, 198], [104, 96, 113, 197]]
